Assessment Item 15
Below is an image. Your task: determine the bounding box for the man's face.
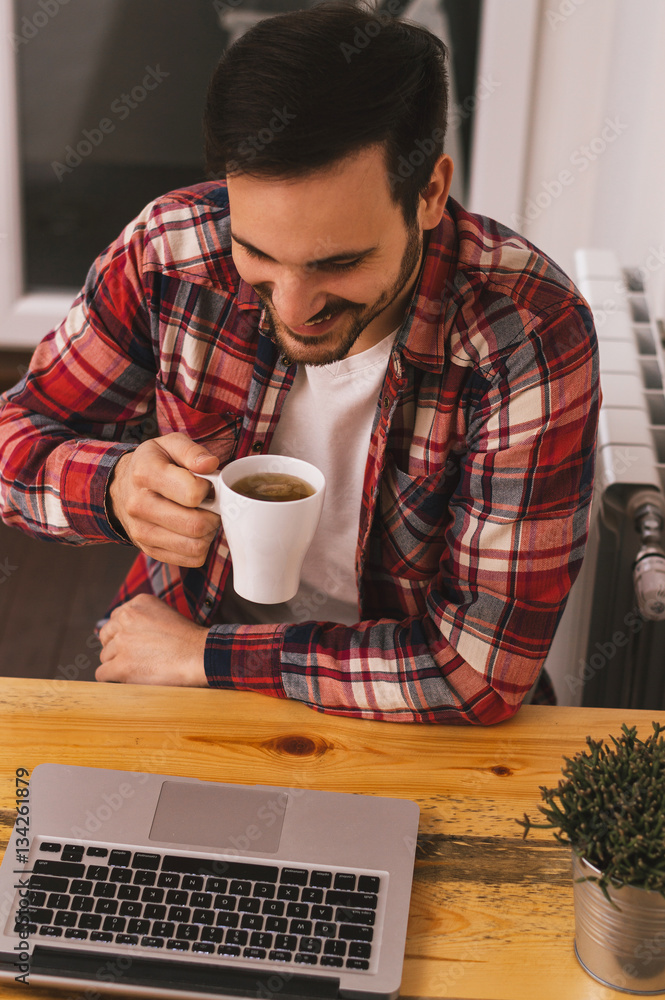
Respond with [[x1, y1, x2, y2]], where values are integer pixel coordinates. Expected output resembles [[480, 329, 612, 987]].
[[227, 145, 423, 365]]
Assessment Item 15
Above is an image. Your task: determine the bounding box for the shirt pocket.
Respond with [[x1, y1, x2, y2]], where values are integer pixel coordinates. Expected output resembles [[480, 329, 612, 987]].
[[377, 455, 460, 581], [154, 381, 240, 463]]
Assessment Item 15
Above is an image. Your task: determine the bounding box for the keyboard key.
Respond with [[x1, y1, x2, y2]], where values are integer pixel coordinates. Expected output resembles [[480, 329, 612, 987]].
[[142, 887, 164, 903], [295, 953, 317, 965], [117, 885, 140, 901], [166, 889, 188, 905], [110, 868, 132, 884], [190, 892, 212, 909], [71, 897, 93, 913], [54, 912, 77, 927], [141, 936, 164, 948], [299, 937, 322, 954], [132, 853, 160, 870], [94, 899, 118, 915], [46, 893, 70, 910], [117, 934, 139, 946], [30, 875, 68, 892], [346, 958, 370, 970], [324, 940, 346, 956], [311, 905, 333, 921], [162, 857, 277, 883], [358, 876, 380, 893], [39, 925, 62, 937], [79, 914, 102, 930], [91, 931, 113, 942], [167, 939, 190, 951], [168, 906, 191, 923], [321, 955, 343, 968], [34, 859, 85, 878], [230, 880, 251, 896], [265, 917, 288, 933], [262, 900, 285, 916], [62, 847, 85, 863], [277, 885, 300, 902], [133, 870, 156, 886], [192, 909, 214, 925], [176, 924, 199, 941], [87, 865, 109, 881], [108, 851, 131, 867], [152, 921, 175, 938], [103, 916, 126, 933], [93, 882, 116, 899], [193, 942, 214, 954], [333, 873, 356, 890], [286, 902, 309, 918], [336, 908, 375, 925], [269, 950, 293, 962], [326, 890, 378, 909], [315, 921, 336, 937], [86, 847, 108, 858], [28, 891, 46, 907], [309, 871, 332, 889], [275, 934, 297, 951], [280, 868, 308, 886], [39, 842, 62, 853], [127, 919, 150, 935], [215, 912, 239, 928], [158, 872, 180, 889], [290, 919, 312, 936], [225, 929, 247, 947], [240, 914, 263, 931], [120, 900, 143, 917], [218, 945, 240, 957], [238, 897, 260, 913], [339, 924, 373, 942], [201, 927, 225, 943], [349, 942, 371, 959], [214, 895, 236, 911], [65, 928, 88, 940], [181, 876, 203, 891], [70, 880, 93, 896], [253, 883, 275, 899], [206, 878, 227, 893], [30, 908, 54, 925], [250, 932, 273, 949], [301, 888, 323, 904], [243, 947, 266, 960]]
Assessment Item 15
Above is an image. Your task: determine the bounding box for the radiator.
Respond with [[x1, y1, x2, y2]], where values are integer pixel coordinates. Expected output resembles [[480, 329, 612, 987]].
[[543, 250, 665, 709]]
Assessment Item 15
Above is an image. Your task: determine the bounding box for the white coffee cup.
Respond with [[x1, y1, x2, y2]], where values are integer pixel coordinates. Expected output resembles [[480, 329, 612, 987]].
[[196, 454, 325, 604]]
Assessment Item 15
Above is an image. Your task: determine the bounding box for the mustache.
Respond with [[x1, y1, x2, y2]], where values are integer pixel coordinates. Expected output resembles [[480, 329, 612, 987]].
[[252, 284, 362, 324]]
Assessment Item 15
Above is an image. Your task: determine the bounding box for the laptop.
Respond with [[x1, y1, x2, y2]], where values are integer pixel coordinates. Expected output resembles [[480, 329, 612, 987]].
[[0, 763, 419, 999]]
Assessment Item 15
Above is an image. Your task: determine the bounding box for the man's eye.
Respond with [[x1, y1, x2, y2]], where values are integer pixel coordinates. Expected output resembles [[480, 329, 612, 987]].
[[326, 258, 363, 271]]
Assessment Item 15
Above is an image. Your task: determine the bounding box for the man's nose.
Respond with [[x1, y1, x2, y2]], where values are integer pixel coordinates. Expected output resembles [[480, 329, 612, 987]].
[[270, 274, 328, 330]]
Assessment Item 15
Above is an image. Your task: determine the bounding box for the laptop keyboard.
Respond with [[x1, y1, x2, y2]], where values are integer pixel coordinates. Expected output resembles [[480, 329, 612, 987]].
[[18, 841, 382, 972]]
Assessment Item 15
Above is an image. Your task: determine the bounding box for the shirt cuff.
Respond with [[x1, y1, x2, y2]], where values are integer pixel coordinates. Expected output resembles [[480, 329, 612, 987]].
[[204, 623, 288, 697], [61, 439, 137, 542]]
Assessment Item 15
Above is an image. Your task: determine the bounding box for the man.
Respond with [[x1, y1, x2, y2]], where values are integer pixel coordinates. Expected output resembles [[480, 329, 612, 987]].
[[0, 1, 599, 723]]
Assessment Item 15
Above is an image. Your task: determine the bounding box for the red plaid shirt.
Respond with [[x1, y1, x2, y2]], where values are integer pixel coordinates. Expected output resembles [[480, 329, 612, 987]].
[[0, 183, 599, 723]]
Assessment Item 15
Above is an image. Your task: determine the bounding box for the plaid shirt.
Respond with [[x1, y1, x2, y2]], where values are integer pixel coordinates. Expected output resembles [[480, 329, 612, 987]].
[[0, 183, 599, 724]]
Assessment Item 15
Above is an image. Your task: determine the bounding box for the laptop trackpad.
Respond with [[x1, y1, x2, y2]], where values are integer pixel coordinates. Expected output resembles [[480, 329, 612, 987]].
[[149, 781, 287, 852]]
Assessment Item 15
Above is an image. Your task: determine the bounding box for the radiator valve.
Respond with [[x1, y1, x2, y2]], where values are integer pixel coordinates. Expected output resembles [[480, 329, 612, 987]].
[[628, 490, 665, 621]]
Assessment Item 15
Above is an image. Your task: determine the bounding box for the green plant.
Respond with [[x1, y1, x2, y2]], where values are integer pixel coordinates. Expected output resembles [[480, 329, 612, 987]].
[[518, 721, 665, 900]]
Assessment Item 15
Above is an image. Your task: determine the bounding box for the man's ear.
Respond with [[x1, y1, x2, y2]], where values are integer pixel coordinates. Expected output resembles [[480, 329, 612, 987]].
[[419, 154, 454, 229]]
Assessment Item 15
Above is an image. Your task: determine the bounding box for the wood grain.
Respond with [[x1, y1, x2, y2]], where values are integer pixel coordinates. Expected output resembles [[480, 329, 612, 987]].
[[1, 678, 663, 1000]]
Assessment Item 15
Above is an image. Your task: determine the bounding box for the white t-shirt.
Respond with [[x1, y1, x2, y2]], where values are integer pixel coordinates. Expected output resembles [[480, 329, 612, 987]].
[[223, 330, 398, 626]]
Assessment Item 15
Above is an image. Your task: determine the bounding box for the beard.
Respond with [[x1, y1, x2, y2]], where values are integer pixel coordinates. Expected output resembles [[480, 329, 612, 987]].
[[255, 224, 422, 366]]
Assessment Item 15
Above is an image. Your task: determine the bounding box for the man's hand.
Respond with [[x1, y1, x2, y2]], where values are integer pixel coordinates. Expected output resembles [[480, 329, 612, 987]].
[[96, 594, 209, 686], [109, 432, 220, 566]]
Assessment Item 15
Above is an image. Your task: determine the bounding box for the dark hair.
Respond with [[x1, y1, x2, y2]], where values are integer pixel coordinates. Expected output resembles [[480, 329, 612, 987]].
[[203, 0, 449, 224]]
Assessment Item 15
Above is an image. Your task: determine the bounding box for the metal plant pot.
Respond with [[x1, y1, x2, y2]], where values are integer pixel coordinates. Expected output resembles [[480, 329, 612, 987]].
[[573, 853, 665, 994]]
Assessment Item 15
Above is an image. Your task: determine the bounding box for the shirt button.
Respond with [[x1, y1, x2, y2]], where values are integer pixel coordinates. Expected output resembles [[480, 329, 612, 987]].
[[281, 355, 292, 367], [204, 597, 213, 608], [383, 395, 391, 408], [252, 441, 264, 452]]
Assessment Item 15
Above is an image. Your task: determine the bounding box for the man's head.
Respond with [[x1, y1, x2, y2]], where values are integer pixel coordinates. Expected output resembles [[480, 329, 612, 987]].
[[204, 1, 453, 363]]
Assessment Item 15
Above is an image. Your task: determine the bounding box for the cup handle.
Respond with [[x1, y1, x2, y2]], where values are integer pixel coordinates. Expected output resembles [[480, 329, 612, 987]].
[[194, 473, 221, 513]]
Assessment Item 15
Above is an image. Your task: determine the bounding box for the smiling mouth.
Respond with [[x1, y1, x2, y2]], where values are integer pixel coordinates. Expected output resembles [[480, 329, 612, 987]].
[[303, 312, 333, 326]]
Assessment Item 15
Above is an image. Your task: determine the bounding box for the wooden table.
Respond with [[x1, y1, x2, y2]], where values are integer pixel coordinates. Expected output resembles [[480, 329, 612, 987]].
[[1, 677, 662, 1000]]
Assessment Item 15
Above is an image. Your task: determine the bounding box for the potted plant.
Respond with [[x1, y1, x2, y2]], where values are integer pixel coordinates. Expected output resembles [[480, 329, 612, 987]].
[[519, 721, 665, 994]]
